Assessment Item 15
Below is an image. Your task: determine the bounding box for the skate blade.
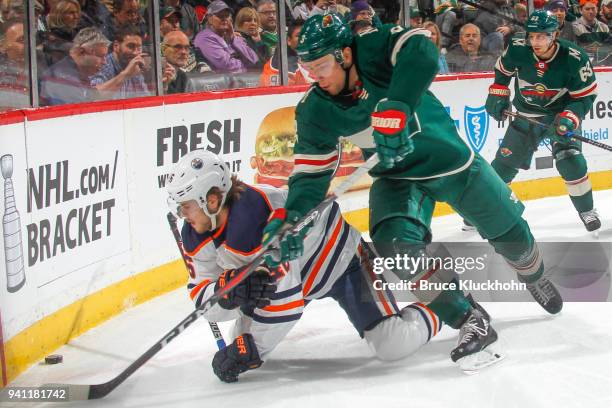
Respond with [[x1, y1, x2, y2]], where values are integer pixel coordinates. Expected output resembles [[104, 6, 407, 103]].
[[457, 345, 505, 375]]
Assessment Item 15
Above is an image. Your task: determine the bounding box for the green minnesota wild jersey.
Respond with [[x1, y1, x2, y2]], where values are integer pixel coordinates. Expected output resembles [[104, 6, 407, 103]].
[[494, 37, 597, 118], [285, 24, 474, 217]]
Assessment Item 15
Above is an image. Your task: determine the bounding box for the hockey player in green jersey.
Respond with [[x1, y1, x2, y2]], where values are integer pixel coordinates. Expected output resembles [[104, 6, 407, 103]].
[[486, 9, 600, 232], [260, 13, 563, 371]]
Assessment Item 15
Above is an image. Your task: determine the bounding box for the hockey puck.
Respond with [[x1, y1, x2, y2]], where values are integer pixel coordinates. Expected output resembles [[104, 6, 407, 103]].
[[45, 354, 63, 365]]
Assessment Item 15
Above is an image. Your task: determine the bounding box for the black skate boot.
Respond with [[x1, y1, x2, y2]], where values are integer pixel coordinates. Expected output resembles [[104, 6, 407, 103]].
[[526, 277, 563, 314], [451, 309, 503, 373], [579, 209, 601, 233], [466, 293, 490, 322]]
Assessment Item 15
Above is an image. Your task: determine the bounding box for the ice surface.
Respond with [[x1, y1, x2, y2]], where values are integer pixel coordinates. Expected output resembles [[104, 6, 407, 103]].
[[6, 191, 612, 408]]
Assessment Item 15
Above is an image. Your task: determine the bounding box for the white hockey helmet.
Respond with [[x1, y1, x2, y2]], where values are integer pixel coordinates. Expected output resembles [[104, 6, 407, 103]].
[[166, 149, 231, 229]]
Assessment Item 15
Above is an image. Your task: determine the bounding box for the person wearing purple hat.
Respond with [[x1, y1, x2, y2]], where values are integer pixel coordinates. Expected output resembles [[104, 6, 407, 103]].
[[546, 0, 577, 42], [193, 0, 258, 74], [350, 0, 373, 33], [351, 0, 371, 20]]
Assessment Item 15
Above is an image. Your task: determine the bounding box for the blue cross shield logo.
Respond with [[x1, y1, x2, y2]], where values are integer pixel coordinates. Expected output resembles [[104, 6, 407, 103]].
[[464, 105, 489, 153]]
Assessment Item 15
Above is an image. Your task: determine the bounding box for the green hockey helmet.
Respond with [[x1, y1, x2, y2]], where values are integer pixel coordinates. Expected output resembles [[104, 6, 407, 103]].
[[296, 13, 353, 63], [525, 10, 559, 34]]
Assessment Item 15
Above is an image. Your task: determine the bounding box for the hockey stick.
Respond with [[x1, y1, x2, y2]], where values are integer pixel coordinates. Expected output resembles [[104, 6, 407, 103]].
[[503, 110, 612, 152], [166, 212, 226, 350], [46, 153, 380, 400], [456, 0, 524, 27]]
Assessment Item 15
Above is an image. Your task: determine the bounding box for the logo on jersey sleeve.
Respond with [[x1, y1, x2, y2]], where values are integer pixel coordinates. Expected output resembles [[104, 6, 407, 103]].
[[464, 105, 489, 153]]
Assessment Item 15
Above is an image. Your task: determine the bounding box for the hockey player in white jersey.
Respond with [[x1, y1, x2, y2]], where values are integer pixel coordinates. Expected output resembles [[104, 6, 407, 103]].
[[166, 149, 448, 383]]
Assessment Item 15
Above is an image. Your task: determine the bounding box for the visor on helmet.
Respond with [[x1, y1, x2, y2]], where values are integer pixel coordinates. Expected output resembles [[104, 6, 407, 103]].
[[300, 53, 338, 81]]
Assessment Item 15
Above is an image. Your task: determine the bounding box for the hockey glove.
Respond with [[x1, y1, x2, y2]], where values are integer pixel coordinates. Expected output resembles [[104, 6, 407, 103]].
[[485, 84, 511, 122], [262, 208, 311, 267], [212, 333, 263, 383], [371, 99, 414, 169], [546, 111, 580, 144], [215, 265, 277, 310]]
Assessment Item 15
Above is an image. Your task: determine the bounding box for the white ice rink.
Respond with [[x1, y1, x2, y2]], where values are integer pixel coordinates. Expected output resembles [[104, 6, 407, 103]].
[[5, 190, 612, 408]]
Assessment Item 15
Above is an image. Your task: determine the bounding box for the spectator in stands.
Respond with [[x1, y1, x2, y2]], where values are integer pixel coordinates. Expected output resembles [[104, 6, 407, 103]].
[[601, 0, 612, 34], [160, 30, 192, 94], [159, 5, 181, 39], [514, 3, 527, 26], [90, 25, 160, 99], [1, 0, 24, 23], [423, 21, 449, 74], [164, 0, 200, 40], [101, 0, 146, 41], [350, 0, 374, 34], [572, 0, 610, 56], [292, 0, 316, 20], [235, 6, 269, 67], [0, 19, 28, 94], [546, 0, 577, 42], [77, 0, 111, 31], [193, 0, 258, 73], [602, 0, 612, 30], [257, 0, 277, 56], [473, 0, 520, 57], [40, 0, 82, 67], [409, 7, 424, 28], [40, 27, 108, 105], [260, 18, 308, 86], [304, 0, 350, 19], [162, 26, 211, 75], [446, 23, 496, 72], [435, 1, 460, 49]]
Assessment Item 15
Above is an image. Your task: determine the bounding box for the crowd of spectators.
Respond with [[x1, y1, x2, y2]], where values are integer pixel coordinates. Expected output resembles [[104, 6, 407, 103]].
[[0, 0, 610, 110]]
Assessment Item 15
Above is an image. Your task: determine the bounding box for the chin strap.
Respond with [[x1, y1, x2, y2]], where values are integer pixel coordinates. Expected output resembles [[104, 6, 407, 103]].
[[333, 48, 354, 96], [341, 63, 353, 95]]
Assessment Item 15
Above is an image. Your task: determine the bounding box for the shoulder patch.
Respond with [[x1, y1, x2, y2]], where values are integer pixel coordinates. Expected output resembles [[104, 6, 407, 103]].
[[511, 38, 526, 47]]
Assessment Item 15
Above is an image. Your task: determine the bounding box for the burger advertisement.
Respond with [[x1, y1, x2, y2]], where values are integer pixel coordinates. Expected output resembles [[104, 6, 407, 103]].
[[250, 106, 372, 191]]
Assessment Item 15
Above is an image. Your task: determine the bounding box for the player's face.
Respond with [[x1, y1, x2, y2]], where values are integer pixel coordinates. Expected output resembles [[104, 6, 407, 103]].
[[301, 53, 346, 95], [528, 32, 556, 57], [179, 200, 211, 233]]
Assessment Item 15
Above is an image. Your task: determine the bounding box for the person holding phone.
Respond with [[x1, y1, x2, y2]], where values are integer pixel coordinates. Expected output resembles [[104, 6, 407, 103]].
[[91, 25, 175, 99]]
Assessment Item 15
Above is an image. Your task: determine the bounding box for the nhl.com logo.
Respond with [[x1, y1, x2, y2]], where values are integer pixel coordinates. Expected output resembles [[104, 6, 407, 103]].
[[464, 105, 490, 153]]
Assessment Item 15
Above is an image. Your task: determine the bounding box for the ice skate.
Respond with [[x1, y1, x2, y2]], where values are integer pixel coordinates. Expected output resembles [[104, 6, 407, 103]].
[[579, 209, 601, 237], [451, 309, 504, 374], [526, 276, 563, 314]]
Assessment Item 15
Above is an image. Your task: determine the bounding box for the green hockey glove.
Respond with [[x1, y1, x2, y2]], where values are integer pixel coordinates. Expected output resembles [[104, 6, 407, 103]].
[[371, 100, 414, 169], [546, 111, 580, 144], [262, 208, 310, 267], [485, 84, 511, 121]]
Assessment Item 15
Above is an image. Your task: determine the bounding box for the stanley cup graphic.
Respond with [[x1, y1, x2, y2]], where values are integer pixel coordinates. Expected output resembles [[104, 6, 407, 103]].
[[1, 154, 25, 292]]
